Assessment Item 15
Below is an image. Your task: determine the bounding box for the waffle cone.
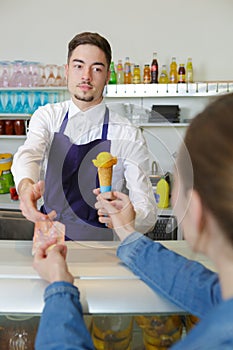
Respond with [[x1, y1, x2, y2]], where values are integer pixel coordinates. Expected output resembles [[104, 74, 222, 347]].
[[98, 166, 113, 187]]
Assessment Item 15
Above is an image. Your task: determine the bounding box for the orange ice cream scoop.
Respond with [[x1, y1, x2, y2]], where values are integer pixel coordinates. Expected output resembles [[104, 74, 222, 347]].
[[92, 151, 117, 168], [92, 152, 117, 192]]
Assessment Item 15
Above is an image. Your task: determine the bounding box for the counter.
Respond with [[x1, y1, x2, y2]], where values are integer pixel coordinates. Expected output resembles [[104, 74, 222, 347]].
[[0, 194, 173, 215], [0, 193, 20, 210], [0, 239, 214, 316]]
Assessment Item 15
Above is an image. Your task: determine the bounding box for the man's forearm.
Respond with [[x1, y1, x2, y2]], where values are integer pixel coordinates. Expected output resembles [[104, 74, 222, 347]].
[[17, 178, 35, 196]]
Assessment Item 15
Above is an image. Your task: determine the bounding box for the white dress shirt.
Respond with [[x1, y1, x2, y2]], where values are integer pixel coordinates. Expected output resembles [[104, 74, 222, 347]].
[[12, 99, 157, 233]]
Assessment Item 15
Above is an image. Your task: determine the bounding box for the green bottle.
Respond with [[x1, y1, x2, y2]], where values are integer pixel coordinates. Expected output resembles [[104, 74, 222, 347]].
[[109, 62, 117, 84]]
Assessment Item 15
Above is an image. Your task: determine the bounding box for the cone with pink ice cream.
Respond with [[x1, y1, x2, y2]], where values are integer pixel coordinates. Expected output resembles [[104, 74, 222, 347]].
[[92, 152, 117, 193]]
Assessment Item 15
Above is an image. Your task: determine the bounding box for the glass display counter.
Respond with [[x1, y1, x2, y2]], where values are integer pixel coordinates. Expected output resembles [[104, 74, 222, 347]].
[[0, 240, 212, 349]]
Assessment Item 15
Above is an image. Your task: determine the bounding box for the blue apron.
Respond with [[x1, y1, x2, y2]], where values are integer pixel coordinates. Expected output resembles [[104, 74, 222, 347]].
[[41, 107, 113, 240]]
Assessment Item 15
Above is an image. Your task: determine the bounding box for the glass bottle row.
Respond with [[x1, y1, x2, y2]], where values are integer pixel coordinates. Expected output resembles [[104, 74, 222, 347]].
[[109, 56, 193, 85]]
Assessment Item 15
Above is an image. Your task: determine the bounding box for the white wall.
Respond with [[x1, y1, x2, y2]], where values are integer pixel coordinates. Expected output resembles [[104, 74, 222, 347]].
[[1, 0, 232, 173], [1, 0, 233, 81]]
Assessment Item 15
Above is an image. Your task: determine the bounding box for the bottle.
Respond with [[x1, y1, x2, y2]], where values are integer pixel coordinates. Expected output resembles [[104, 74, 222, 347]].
[[135, 315, 183, 350], [143, 64, 151, 84], [133, 64, 141, 84], [109, 62, 117, 84], [124, 57, 131, 84], [169, 57, 178, 84], [116, 59, 124, 84], [130, 63, 135, 83], [151, 52, 158, 84], [178, 64, 186, 83], [155, 176, 169, 208], [186, 57, 193, 83], [158, 65, 169, 84]]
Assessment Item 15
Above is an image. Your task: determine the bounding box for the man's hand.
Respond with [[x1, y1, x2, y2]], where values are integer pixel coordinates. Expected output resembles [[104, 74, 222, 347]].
[[93, 188, 115, 228], [18, 178, 56, 222], [33, 239, 74, 284]]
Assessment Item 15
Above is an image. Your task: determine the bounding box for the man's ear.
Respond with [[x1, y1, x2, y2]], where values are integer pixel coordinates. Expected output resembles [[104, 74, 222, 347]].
[[106, 70, 111, 85]]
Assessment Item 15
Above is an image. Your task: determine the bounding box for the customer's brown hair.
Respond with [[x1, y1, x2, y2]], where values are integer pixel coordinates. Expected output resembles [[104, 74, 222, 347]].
[[178, 92, 233, 242], [67, 32, 112, 69]]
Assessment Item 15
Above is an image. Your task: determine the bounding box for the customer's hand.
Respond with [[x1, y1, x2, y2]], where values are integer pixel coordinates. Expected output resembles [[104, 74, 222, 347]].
[[33, 239, 74, 284], [18, 179, 56, 222], [94, 190, 136, 241]]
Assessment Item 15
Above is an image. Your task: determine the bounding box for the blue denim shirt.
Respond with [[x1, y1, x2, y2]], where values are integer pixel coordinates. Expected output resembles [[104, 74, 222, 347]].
[[35, 233, 233, 349], [117, 232, 233, 349], [35, 281, 94, 350]]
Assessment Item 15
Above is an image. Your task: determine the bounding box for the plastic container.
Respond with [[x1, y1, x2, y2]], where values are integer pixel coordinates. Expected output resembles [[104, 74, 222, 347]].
[[155, 176, 169, 208], [0, 153, 15, 194]]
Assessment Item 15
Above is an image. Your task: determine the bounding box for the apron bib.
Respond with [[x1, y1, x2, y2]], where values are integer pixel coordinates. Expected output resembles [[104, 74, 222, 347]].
[[41, 107, 113, 240]]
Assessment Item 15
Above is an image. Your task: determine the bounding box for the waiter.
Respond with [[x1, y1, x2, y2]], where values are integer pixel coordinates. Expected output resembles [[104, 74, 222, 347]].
[[12, 32, 156, 240]]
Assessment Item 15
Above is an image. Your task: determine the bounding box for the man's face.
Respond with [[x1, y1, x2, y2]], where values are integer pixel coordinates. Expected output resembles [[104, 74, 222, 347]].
[[66, 44, 110, 110]]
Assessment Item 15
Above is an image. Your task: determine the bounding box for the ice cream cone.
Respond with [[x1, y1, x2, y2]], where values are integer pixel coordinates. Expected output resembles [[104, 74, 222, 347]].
[[92, 152, 117, 193], [98, 166, 113, 192]]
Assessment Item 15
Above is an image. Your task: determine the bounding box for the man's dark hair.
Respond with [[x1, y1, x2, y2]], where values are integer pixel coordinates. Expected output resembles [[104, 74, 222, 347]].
[[67, 32, 112, 69]]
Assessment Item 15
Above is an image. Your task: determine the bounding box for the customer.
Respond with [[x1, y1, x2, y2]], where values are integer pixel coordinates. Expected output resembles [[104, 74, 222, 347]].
[[33, 92, 233, 349], [33, 239, 95, 349], [12, 31, 156, 240], [96, 93, 233, 348]]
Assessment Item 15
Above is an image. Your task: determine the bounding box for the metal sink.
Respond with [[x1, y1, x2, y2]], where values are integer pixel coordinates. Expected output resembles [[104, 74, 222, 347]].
[[0, 210, 34, 240]]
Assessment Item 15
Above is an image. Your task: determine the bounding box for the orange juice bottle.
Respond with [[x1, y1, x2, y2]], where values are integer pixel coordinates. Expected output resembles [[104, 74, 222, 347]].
[[133, 65, 141, 84], [169, 57, 178, 84], [143, 64, 151, 84], [124, 57, 131, 84]]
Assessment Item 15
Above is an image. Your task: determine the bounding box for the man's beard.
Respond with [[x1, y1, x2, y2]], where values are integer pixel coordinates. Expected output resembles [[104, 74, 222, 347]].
[[74, 93, 94, 102]]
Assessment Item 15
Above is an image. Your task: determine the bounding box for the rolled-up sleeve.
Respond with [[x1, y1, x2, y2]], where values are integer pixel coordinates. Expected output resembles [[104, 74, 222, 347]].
[[11, 107, 52, 190], [110, 122, 157, 234]]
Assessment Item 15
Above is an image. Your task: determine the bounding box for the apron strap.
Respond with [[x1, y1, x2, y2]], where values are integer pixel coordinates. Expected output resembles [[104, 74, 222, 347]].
[[101, 107, 109, 140], [59, 110, 69, 134]]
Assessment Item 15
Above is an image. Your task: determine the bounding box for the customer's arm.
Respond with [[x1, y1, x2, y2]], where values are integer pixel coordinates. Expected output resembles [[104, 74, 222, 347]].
[[33, 240, 94, 350], [117, 232, 221, 319], [96, 191, 222, 319]]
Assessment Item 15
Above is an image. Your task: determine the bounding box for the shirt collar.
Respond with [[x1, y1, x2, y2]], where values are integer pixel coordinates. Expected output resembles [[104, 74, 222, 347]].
[[68, 99, 106, 121]]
